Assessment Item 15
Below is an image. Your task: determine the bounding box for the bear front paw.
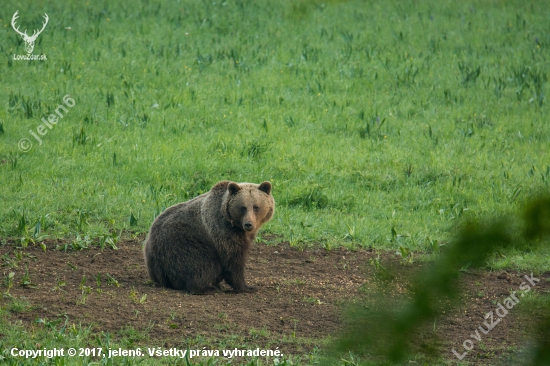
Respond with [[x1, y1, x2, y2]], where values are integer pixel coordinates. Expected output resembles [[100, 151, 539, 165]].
[[234, 285, 257, 293], [244, 285, 257, 293]]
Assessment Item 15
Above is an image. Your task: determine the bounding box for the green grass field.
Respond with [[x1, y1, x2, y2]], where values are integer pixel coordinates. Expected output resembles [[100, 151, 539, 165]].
[[1, 0, 550, 364]]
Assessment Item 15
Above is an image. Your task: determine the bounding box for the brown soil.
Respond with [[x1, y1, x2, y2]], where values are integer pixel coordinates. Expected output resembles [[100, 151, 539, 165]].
[[1, 238, 549, 364]]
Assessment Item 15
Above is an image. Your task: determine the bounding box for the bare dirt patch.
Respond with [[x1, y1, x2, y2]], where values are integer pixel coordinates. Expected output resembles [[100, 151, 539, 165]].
[[1, 239, 548, 363]]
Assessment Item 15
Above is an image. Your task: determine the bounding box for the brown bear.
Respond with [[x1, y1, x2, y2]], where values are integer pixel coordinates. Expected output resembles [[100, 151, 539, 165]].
[[144, 180, 275, 294]]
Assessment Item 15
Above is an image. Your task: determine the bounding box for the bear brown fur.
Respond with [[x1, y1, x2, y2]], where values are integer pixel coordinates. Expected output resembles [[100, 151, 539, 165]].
[[143, 180, 275, 294]]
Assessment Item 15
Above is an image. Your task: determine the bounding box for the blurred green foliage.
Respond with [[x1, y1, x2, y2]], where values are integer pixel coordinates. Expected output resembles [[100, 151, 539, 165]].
[[330, 195, 550, 364]]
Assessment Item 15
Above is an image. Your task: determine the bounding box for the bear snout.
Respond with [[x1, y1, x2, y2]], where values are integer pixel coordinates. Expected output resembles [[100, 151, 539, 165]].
[[243, 222, 254, 231]]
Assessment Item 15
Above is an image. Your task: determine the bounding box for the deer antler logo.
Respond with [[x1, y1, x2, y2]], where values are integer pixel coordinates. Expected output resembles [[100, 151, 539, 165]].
[[11, 11, 49, 54]]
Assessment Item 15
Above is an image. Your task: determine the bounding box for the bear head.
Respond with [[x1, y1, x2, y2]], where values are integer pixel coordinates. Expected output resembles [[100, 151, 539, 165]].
[[222, 181, 275, 233]]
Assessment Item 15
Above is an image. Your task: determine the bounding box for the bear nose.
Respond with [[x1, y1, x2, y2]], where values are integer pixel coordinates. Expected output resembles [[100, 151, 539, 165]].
[[243, 222, 254, 231]]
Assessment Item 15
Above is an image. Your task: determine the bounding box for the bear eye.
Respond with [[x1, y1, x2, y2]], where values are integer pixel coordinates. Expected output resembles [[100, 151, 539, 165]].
[[240, 207, 247, 213], [253, 206, 259, 212]]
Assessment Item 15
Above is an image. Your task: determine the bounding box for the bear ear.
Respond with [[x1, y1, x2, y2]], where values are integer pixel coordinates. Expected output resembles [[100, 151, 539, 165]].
[[228, 182, 241, 195], [258, 181, 272, 195]]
